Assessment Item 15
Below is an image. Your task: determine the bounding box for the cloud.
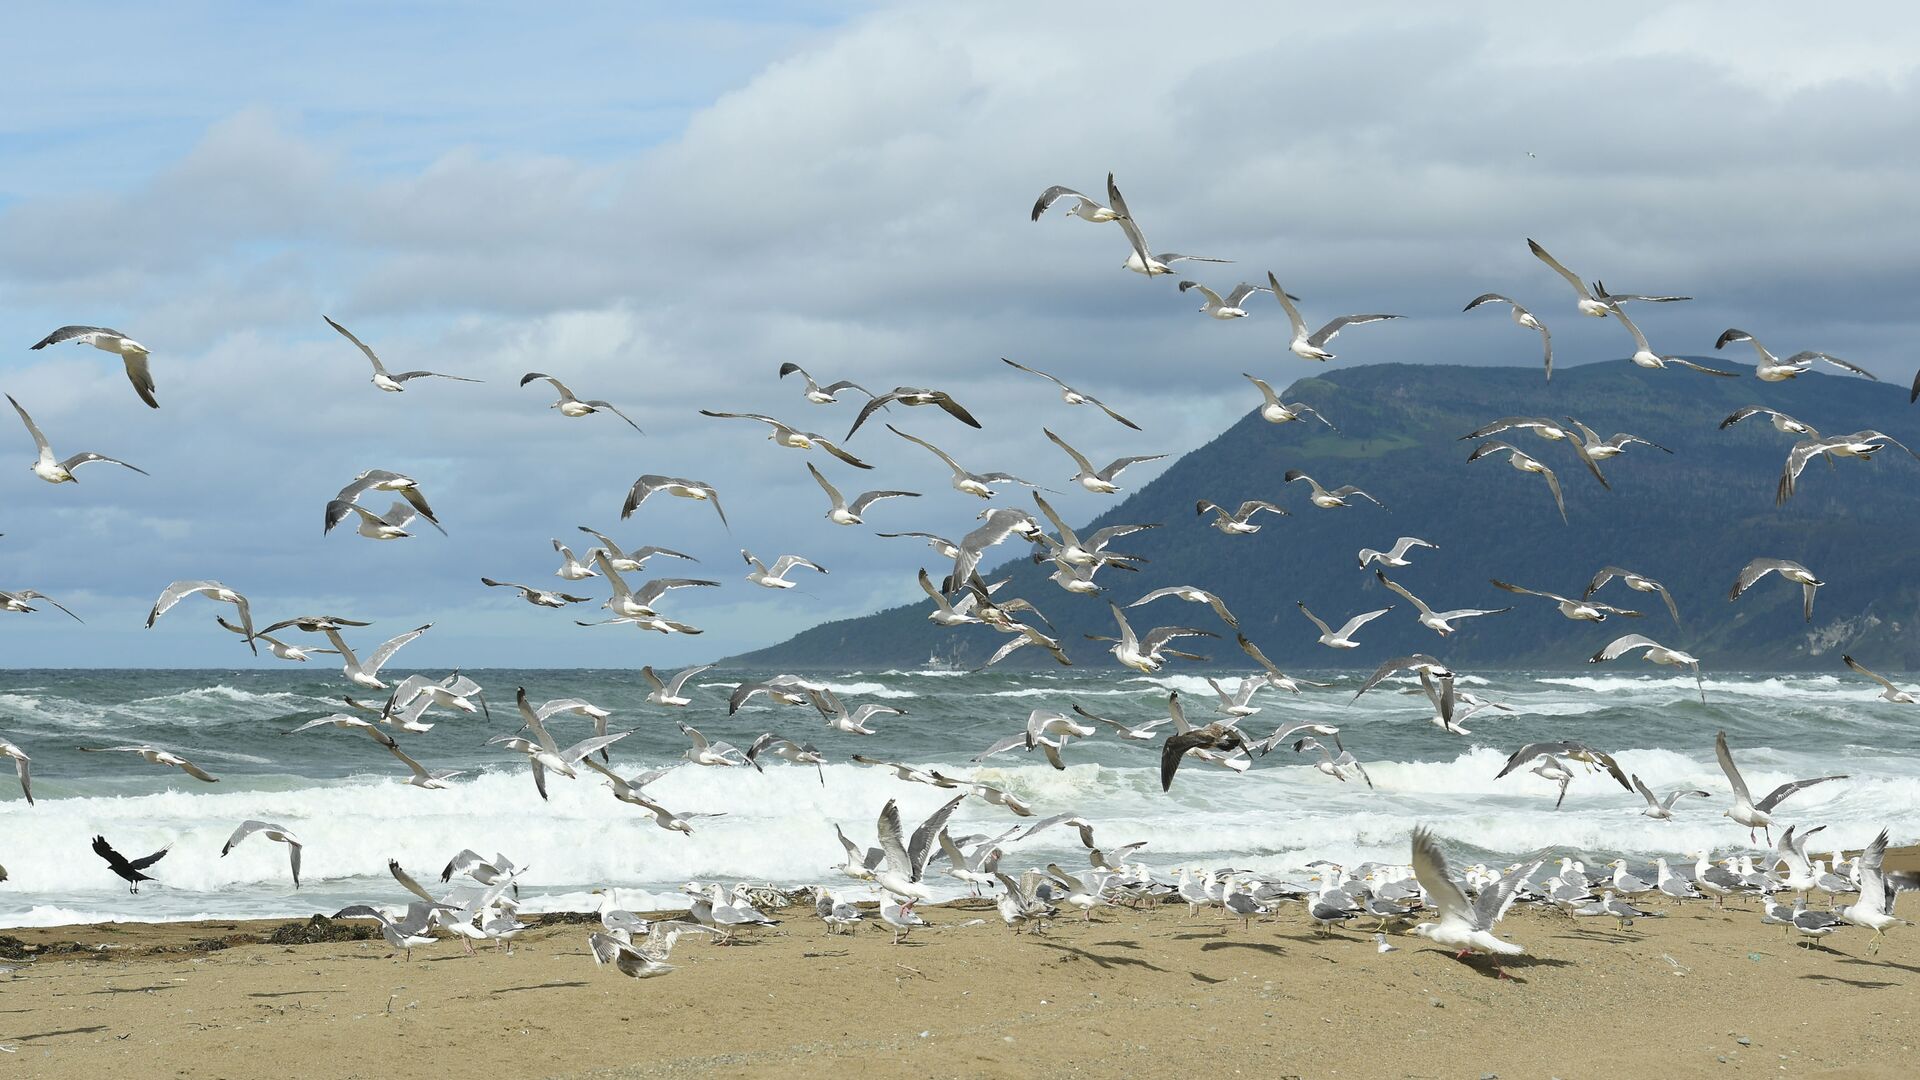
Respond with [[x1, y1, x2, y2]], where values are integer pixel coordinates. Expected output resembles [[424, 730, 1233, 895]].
[[2, 1, 1918, 667]]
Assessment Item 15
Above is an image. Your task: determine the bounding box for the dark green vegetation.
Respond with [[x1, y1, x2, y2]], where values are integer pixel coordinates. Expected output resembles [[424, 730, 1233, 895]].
[[728, 359, 1920, 671]]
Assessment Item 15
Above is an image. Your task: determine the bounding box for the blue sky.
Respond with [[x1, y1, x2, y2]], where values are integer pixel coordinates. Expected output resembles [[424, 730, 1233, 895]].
[[3, 2, 1918, 667]]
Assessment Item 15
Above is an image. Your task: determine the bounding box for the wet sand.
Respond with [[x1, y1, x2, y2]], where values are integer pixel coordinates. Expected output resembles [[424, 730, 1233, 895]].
[[1, 889, 1916, 1079]]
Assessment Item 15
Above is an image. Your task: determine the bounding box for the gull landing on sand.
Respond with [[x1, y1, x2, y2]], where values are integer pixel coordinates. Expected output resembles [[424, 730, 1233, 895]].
[[1409, 827, 1539, 974], [31, 325, 158, 407]]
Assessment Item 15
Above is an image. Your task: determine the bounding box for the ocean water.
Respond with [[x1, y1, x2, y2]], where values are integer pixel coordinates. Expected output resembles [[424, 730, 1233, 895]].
[[1, 666, 1915, 926]]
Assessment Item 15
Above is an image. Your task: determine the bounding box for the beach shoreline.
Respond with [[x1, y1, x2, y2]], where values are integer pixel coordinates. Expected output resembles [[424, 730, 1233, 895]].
[[3, 895, 1915, 1079]]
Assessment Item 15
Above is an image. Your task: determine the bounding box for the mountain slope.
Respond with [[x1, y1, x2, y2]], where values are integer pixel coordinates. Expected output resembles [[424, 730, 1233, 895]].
[[725, 358, 1920, 671]]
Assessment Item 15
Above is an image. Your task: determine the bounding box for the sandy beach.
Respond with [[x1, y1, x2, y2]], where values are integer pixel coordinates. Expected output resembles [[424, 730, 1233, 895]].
[[2, 889, 1915, 1080]]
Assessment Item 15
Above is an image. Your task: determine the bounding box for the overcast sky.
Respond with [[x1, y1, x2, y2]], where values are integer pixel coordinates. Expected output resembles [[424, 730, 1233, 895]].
[[2, 1, 1917, 668]]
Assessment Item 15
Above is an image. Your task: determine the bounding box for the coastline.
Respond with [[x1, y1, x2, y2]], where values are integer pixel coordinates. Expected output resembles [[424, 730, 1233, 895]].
[[3, 894, 1916, 1079]]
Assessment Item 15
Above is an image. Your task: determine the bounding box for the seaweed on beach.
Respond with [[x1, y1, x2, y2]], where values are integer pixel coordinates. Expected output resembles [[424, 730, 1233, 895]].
[[267, 915, 376, 945]]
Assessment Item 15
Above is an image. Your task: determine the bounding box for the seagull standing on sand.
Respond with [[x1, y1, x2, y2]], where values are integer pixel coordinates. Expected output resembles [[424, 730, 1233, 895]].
[[1268, 274, 1402, 361], [1715, 730, 1847, 844], [1001, 358, 1140, 429], [1463, 294, 1553, 379], [1728, 557, 1823, 623], [8, 395, 148, 484], [324, 316, 480, 392], [31, 326, 159, 407], [221, 821, 303, 888]]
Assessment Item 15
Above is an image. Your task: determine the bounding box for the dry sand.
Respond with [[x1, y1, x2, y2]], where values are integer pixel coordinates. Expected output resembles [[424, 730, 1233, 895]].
[[1, 889, 1916, 1079]]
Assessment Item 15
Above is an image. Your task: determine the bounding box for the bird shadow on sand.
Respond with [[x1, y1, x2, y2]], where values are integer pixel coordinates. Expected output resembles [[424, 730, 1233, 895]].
[[1801, 972, 1897, 990], [247, 989, 346, 999], [1199, 940, 1287, 958], [14, 1025, 106, 1042], [491, 980, 589, 994], [1422, 950, 1574, 982], [1029, 941, 1167, 973], [1837, 955, 1920, 975], [87, 984, 176, 995]]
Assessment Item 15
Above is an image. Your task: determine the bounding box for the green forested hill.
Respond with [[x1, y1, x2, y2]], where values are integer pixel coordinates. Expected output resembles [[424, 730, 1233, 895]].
[[725, 358, 1920, 671]]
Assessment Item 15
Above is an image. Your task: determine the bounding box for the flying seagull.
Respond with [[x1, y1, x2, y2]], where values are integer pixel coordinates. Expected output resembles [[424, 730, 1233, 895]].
[[1160, 722, 1250, 792], [31, 325, 157, 407], [325, 499, 427, 541], [222, 820, 303, 888], [1196, 499, 1287, 534], [1106, 172, 1229, 277], [1715, 730, 1846, 844], [1030, 183, 1119, 222], [325, 470, 445, 536], [147, 580, 256, 653], [1633, 775, 1710, 821], [77, 744, 219, 783], [776, 362, 874, 404], [1721, 405, 1820, 440], [1297, 601, 1391, 649], [1268, 273, 1401, 361], [1491, 579, 1640, 622], [1560, 417, 1670, 463], [324, 315, 480, 392], [1043, 428, 1164, 494], [742, 550, 827, 589], [699, 410, 872, 468], [1583, 567, 1681, 628], [1357, 536, 1435, 569], [806, 462, 919, 525], [1467, 440, 1566, 523], [622, 475, 727, 528], [317, 623, 433, 690], [0, 737, 33, 804], [216, 617, 334, 661], [891, 425, 1036, 499], [1129, 586, 1238, 629], [1714, 329, 1876, 382], [8, 394, 148, 484], [1842, 654, 1918, 704], [1243, 373, 1332, 427], [846, 387, 982, 440], [1178, 280, 1272, 320], [480, 578, 594, 608], [1284, 470, 1385, 510], [521, 372, 644, 431], [1590, 634, 1706, 703], [1776, 430, 1917, 505], [1605, 300, 1738, 377], [1375, 572, 1509, 637], [0, 588, 82, 622], [1001, 358, 1140, 430], [1463, 293, 1553, 379], [92, 835, 168, 892], [1495, 741, 1632, 792], [576, 527, 698, 573], [1728, 557, 1822, 622], [1460, 416, 1607, 487], [1525, 239, 1690, 318]]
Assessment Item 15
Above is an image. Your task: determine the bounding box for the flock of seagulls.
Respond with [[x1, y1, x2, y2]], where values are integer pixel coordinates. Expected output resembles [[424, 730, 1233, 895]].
[[4, 170, 1915, 981]]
